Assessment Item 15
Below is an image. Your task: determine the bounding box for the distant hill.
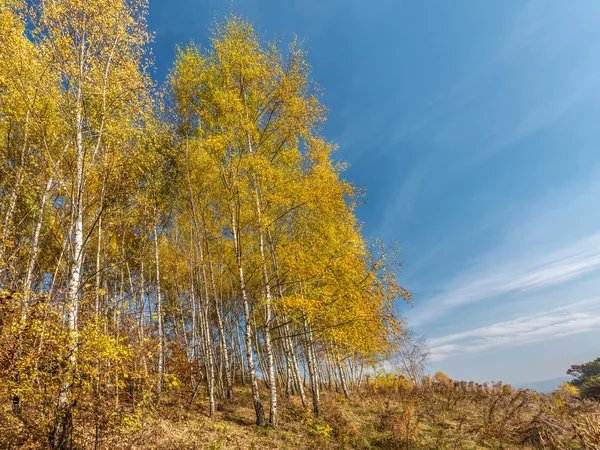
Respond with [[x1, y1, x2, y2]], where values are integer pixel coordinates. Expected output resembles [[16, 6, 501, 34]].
[[513, 376, 571, 393]]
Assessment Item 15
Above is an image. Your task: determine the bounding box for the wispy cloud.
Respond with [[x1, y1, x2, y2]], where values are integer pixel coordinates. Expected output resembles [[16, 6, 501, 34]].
[[412, 233, 600, 326], [430, 300, 600, 362]]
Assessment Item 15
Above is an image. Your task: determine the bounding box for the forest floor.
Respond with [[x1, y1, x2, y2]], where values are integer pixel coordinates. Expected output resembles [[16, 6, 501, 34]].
[[50, 380, 599, 450]]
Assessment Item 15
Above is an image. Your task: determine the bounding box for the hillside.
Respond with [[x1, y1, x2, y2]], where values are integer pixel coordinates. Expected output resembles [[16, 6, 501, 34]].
[[4, 376, 600, 449], [514, 377, 571, 393]]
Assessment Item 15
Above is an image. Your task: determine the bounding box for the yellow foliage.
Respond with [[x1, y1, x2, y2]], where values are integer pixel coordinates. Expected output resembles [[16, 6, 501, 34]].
[[556, 381, 579, 397], [434, 371, 452, 386], [313, 422, 333, 437]]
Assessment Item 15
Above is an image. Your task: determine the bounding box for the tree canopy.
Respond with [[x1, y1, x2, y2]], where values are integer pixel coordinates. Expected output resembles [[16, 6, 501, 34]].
[[568, 357, 600, 400], [0, 2, 410, 447]]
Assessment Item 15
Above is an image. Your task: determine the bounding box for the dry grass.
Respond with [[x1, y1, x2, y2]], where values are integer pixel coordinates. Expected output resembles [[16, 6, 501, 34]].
[[3, 378, 600, 449]]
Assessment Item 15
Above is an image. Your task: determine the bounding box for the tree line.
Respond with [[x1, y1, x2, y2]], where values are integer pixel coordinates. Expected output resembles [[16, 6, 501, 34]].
[[0, 0, 410, 447]]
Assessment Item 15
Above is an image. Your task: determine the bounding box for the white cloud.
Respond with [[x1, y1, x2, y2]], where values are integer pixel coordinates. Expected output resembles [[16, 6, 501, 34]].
[[429, 300, 600, 362], [411, 231, 600, 326]]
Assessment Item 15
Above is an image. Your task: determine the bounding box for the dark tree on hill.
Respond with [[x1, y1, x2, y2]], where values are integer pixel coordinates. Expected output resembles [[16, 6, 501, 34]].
[[567, 357, 600, 399]]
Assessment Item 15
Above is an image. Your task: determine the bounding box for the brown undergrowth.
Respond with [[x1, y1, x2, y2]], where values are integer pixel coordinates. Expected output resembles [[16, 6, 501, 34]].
[[3, 374, 600, 449]]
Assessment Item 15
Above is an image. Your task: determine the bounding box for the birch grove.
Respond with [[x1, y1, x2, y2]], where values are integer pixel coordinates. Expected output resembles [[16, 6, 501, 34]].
[[0, 2, 410, 447]]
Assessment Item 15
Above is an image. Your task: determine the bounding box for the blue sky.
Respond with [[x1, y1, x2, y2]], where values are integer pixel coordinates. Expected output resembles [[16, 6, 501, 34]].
[[149, 0, 600, 384]]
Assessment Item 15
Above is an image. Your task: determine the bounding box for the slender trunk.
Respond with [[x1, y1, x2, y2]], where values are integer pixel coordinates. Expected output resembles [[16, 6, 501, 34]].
[[53, 33, 86, 448], [235, 322, 246, 385], [208, 255, 233, 400], [197, 240, 216, 416], [191, 276, 197, 362], [189, 284, 200, 399], [154, 224, 164, 399], [248, 135, 277, 427], [267, 229, 307, 407], [139, 262, 148, 378], [12, 172, 51, 415], [336, 354, 350, 399], [185, 136, 228, 404], [126, 262, 139, 403], [273, 342, 286, 392], [201, 213, 232, 401], [230, 199, 264, 426], [0, 170, 23, 274], [94, 217, 102, 314], [196, 294, 215, 416], [49, 231, 68, 299], [204, 310, 216, 415], [115, 268, 124, 409], [286, 359, 294, 397], [94, 178, 106, 315], [325, 348, 335, 391], [286, 322, 307, 407], [0, 112, 29, 276], [24, 174, 54, 302], [68, 65, 85, 344], [277, 318, 292, 398], [303, 316, 320, 416]]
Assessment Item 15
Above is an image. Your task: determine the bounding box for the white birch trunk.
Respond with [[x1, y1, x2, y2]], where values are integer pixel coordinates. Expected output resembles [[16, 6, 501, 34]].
[[230, 199, 265, 426], [154, 224, 164, 399], [247, 134, 278, 427]]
